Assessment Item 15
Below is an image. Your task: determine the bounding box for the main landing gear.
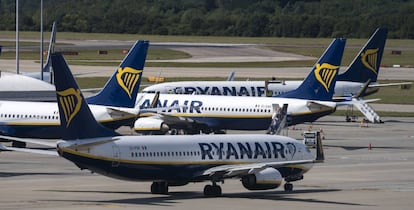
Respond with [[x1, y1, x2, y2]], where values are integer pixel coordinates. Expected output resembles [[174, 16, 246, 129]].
[[284, 182, 293, 192], [203, 182, 222, 197], [151, 181, 168, 194]]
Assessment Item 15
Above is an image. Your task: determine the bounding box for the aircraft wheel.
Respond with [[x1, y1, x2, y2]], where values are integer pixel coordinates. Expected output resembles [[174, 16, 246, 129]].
[[203, 184, 222, 197], [151, 181, 169, 194], [284, 183, 293, 192]]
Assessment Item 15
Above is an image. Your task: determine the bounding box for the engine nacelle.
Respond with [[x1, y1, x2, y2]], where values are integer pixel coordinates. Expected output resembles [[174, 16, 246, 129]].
[[241, 168, 283, 190], [134, 118, 169, 135]]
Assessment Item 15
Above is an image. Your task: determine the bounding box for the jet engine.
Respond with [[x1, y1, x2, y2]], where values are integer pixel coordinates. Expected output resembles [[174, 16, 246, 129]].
[[241, 168, 283, 190], [134, 118, 169, 135]]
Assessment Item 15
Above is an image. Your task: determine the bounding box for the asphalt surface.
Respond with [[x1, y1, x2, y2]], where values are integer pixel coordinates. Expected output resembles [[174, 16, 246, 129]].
[[1, 39, 414, 209], [1, 116, 414, 210]]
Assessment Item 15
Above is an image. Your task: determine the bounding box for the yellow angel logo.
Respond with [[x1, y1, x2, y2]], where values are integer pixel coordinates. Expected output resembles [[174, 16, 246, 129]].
[[57, 88, 82, 127], [361, 48, 379, 74], [116, 67, 142, 98], [314, 63, 339, 92]]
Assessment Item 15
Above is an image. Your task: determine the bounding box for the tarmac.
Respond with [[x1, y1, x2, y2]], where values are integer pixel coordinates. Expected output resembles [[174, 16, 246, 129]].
[[1, 59, 414, 80], [1, 116, 414, 210], [1, 39, 414, 209]]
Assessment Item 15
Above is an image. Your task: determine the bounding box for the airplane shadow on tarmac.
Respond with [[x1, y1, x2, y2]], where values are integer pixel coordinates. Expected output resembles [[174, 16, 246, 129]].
[[0, 172, 71, 178], [40, 188, 372, 207]]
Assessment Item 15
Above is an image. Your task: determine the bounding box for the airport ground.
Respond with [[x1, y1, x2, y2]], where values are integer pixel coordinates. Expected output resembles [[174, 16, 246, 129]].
[[1, 38, 414, 209], [1, 116, 414, 210]]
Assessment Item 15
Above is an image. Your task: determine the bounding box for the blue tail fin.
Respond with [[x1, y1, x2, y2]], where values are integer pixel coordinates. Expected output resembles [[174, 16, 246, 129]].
[[278, 38, 346, 101], [338, 28, 388, 83], [86, 40, 149, 108], [51, 53, 119, 140]]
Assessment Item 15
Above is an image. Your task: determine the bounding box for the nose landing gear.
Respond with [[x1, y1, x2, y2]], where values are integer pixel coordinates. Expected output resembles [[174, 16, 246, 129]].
[[151, 181, 169, 194]]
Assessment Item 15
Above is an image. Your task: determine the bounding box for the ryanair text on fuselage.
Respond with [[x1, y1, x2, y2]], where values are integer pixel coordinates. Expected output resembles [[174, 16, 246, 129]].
[[173, 86, 266, 96], [199, 141, 297, 160], [140, 99, 203, 113]]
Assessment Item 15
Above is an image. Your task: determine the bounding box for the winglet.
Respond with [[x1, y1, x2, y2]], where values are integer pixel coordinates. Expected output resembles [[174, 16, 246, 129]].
[[354, 79, 371, 98], [338, 28, 388, 83], [226, 70, 235, 81], [86, 40, 149, 108], [51, 53, 119, 140], [278, 38, 346, 101], [150, 92, 161, 108], [43, 21, 57, 83]]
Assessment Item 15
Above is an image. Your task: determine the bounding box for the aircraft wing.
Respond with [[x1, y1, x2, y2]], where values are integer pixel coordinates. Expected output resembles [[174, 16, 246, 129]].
[[306, 101, 336, 110], [137, 112, 209, 133], [369, 82, 412, 88], [0, 144, 58, 156], [0, 135, 57, 147], [148, 113, 200, 125], [335, 98, 381, 107], [201, 159, 315, 178]]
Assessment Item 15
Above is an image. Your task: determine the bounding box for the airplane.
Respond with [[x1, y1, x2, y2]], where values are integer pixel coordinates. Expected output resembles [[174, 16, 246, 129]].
[[0, 51, 325, 197], [142, 28, 411, 99], [0, 40, 148, 146], [133, 38, 345, 134]]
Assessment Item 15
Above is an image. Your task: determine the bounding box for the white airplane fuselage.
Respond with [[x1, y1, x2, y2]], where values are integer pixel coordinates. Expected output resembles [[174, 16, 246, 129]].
[[136, 92, 336, 132], [142, 80, 374, 98], [0, 101, 135, 138], [58, 134, 314, 183]]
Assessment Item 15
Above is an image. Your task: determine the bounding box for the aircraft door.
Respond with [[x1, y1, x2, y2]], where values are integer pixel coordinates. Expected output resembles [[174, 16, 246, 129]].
[[112, 145, 120, 167]]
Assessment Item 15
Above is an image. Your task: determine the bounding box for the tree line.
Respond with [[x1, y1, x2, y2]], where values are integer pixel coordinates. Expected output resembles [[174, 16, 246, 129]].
[[0, 0, 413, 39]]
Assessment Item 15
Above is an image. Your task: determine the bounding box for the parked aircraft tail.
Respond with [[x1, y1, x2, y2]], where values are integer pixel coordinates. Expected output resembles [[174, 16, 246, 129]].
[[86, 40, 149, 108], [278, 38, 346, 101], [338, 28, 388, 83], [51, 53, 119, 140], [43, 21, 56, 75]]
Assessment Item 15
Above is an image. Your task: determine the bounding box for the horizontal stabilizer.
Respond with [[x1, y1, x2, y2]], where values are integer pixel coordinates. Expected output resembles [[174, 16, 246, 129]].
[[0, 135, 57, 147], [0, 144, 58, 156], [106, 107, 139, 116], [369, 82, 412, 88]]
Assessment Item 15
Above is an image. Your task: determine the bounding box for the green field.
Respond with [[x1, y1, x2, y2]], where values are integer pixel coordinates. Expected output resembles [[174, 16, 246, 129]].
[[3, 31, 414, 114], [1, 31, 413, 67], [2, 30, 414, 46]]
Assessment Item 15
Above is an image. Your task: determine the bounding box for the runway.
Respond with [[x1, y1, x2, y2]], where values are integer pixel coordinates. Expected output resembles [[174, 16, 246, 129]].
[[1, 116, 414, 210]]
